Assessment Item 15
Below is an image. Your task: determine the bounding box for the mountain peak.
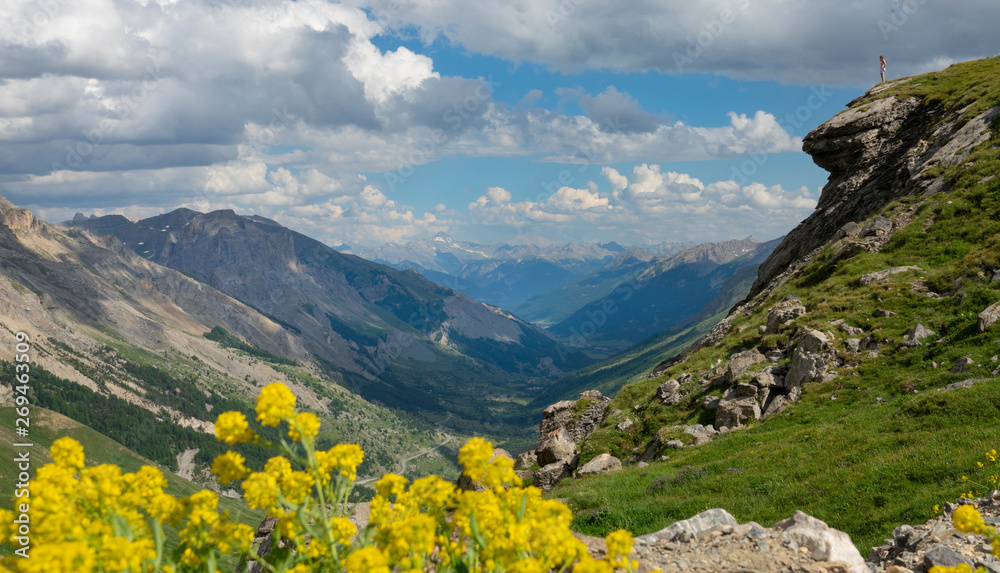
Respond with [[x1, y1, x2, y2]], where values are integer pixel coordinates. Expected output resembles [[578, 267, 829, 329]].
[[432, 231, 454, 243]]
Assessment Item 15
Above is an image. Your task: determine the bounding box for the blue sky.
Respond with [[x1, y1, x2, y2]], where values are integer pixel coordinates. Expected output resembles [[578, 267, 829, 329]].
[[1, 0, 998, 246]]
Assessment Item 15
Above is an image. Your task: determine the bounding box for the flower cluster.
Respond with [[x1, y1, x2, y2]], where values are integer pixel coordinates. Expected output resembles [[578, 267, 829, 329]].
[[0, 436, 252, 572], [0, 381, 658, 572]]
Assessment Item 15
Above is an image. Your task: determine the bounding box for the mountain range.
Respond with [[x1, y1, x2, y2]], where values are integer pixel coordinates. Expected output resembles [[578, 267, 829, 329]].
[[66, 209, 592, 426], [339, 234, 692, 309]]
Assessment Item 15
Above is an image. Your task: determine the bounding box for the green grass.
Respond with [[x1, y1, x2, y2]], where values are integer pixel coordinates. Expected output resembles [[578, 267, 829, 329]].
[[557, 66, 1000, 554], [855, 56, 1000, 124]]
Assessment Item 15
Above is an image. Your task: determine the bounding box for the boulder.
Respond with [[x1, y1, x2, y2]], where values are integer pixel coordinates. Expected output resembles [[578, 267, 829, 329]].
[[874, 309, 897, 318], [762, 394, 790, 418], [655, 379, 682, 405], [533, 461, 571, 491], [839, 323, 864, 336], [797, 329, 830, 353], [858, 265, 922, 286], [715, 396, 760, 429], [773, 511, 868, 573], [513, 450, 537, 469], [703, 396, 721, 410], [639, 508, 739, 543], [832, 222, 862, 241], [951, 357, 975, 373], [979, 301, 1000, 332], [921, 546, 973, 570], [536, 428, 578, 467], [860, 216, 893, 237], [765, 297, 807, 334], [616, 418, 633, 432], [725, 348, 766, 383], [785, 351, 827, 389], [577, 453, 622, 477], [904, 323, 936, 341], [664, 439, 685, 449], [723, 383, 758, 400], [539, 391, 611, 443], [844, 338, 861, 353]]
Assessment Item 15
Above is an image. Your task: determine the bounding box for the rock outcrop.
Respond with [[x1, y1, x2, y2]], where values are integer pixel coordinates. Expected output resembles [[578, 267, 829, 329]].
[[539, 390, 612, 444]]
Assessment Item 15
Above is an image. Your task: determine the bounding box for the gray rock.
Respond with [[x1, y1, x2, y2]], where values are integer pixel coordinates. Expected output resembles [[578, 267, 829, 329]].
[[994, 364, 1000, 377], [577, 453, 622, 477], [765, 298, 807, 334], [979, 302, 1000, 332], [788, 386, 803, 402], [753, 365, 785, 388], [861, 216, 893, 237], [899, 339, 922, 348], [661, 392, 684, 406], [875, 309, 898, 318], [831, 240, 867, 264], [833, 222, 862, 241], [845, 338, 861, 353], [952, 357, 976, 373], [616, 418, 634, 432], [766, 350, 785, 363], [639, 508, 739, 543], [892, 524, 915, 548], [533, 461, 571, 491], [665, 439, 685, 449], [840, 323, 865, 336], [715, 396, 761, 429], [636, 461, 648, 468], [725, 348, 766, 383], [942, 379, 982, 391], [655, 379, 681, 401], [677, 373, 694, 384], [536, 428, 578, 467], [922, 545, 974, 570], [785, 350, 827, 389], [513, 450, 537, 469], [797, 329, 830, 353], [858, 266, 922, 286], [723, 383, 759, 400], [762, 394, 790, 418], [904, 323, 936, 341], [539, 391, 611, 443], [773, 510, 869, 573], [703, 396, 721, 410], [860, 336, 879, 353]]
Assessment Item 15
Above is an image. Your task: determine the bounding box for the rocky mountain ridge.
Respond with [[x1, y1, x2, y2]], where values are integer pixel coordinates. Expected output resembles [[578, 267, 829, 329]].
[[67, 208, 591, 424]]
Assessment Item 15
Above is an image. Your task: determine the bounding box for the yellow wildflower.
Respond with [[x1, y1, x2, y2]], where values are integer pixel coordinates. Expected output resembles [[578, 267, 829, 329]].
[[214, 411, 255, 444], [50, 436, 85, 472], [605, 529, 635, 569], [953, 504, 988, 535], [212, 451, 251, 484], [345, 546, 390, 573], [256, 382, 296, 426], [288, 411, 321, 442]]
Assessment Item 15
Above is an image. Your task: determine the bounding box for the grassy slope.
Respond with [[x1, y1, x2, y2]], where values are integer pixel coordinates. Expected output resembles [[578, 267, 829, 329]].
[[556, 56, 1000, 554]]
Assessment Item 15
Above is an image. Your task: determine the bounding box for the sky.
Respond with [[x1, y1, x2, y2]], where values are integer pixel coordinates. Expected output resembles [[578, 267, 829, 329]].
[[1, 0, 999, 247]]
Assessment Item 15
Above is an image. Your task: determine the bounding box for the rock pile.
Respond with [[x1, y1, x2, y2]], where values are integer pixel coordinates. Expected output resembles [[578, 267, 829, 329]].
[[615, 507, 868, 573], [867, 494, 1000, 573]]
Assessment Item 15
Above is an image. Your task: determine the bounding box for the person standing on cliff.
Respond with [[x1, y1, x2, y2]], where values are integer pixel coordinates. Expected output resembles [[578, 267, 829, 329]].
[[880, 55, 887, 83]]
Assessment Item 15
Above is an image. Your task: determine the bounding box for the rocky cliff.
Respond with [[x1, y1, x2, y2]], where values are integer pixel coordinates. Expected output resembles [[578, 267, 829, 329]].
[[748, 78, 1000, 303]]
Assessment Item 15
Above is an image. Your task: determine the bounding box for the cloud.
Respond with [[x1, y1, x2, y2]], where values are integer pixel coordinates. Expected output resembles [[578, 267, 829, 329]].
[[579, 87, 662, 133], [342, 0, 1000, 86]]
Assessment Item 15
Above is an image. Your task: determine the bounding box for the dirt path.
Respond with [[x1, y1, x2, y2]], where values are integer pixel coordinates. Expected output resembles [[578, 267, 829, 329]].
[[357, 431, 453, 486]]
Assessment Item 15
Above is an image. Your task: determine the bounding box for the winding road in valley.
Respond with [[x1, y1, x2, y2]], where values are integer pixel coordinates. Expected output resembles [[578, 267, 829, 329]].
[[356, 413, 455, 486]]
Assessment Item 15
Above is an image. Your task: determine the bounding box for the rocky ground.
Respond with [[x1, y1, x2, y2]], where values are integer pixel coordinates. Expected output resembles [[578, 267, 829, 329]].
[[575, 494, 1000, 573]]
